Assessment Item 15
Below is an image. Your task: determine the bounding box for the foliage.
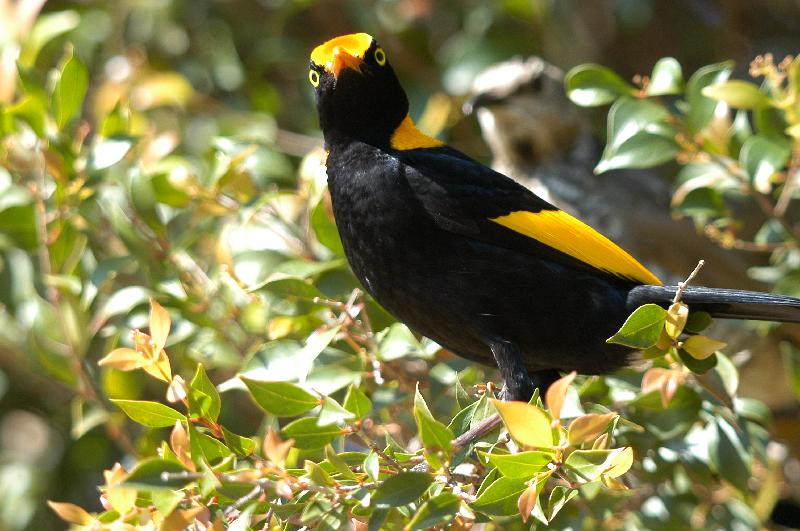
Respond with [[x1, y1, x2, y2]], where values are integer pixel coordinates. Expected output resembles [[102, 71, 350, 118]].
[[0, 2, 799, 530]]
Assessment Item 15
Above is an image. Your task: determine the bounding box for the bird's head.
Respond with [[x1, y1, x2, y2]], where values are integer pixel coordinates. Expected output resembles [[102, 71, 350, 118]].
[[309, 33, 409, 148]]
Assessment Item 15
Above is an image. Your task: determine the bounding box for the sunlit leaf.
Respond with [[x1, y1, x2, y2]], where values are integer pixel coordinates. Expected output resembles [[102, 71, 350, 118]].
[[565, 64, 636, 106], [665, 302, 689, 339], [47, 501, 93, 525], [281, 417, 341, 450], [372, 472, 433, 507], [414, 386, 454, 452], [605, 446, 634, 478], [701, 80, 769, 109], [682, 335, 726, 360], [483, 450, 555, 479], [607, 304, 666, 349], [98, 347, 146, 371], [406, 491, 460, 530], [52, 49, 88, 129], [240, 378, 319, 417], [111, 399, 185, 428], [647, 57, 683, 96], [568, 413, 617, 446], [471, 476, 529, 516], [545, 371, 575, 420], [492, 400, 553, 448]]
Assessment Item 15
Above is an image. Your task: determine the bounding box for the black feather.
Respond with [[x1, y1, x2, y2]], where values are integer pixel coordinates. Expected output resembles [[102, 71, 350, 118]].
[[628, 284, 800, 322]]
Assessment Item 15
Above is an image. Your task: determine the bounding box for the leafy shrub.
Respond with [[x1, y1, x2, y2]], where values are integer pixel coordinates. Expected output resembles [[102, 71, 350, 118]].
[[1, 6, 798, 530]]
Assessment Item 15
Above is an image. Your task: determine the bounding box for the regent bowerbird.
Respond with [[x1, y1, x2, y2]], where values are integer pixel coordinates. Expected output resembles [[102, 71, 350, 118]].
[[308, 33, 800, 401]]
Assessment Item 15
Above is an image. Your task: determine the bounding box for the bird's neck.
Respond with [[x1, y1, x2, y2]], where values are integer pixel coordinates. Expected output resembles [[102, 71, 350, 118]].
[[324, 114, 442, 152]]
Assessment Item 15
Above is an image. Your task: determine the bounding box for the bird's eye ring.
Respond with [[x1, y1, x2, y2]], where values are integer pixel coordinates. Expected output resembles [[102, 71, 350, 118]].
[[309, 69, 320, 87], [374, 48, 386, 66]]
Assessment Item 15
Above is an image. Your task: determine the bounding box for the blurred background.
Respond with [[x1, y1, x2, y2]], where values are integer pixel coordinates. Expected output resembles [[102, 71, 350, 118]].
[[2, 0, 800, 529]]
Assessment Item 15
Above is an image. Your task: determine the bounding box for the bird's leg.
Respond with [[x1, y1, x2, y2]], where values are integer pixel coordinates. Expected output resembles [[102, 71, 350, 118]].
[[490, 340, 532, 401], [489, 340, 557, 401]]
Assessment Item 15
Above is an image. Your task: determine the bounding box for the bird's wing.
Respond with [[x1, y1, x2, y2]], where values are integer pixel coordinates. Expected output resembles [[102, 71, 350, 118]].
[[398, 147, 661, 286]]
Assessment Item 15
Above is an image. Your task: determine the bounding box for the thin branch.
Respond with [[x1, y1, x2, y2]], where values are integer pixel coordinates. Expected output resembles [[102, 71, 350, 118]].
[[451, 414, 503, 452], [673, 260, 705, 304]]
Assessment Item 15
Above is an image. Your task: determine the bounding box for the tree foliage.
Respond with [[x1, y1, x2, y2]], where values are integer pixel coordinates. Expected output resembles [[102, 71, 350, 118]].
[[0, 2, 799, 530]]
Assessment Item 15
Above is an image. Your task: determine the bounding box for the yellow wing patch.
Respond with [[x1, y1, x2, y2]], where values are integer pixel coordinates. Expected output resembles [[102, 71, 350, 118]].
[[491, 210, 662, 285], [390, 115, 444, 151]]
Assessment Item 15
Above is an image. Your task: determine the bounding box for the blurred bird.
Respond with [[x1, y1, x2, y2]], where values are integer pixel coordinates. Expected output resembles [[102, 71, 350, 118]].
[[465, 56, 763, 287], [309, 34, 800, 400], [465, 56, 800, 409]]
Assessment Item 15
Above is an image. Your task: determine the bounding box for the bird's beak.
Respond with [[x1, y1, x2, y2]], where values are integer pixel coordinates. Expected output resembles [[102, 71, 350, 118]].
[[329, 46, 363, 78]]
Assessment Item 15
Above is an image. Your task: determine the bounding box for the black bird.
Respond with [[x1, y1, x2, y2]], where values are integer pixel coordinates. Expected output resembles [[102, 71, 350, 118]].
[[308, 33, 800, 400]]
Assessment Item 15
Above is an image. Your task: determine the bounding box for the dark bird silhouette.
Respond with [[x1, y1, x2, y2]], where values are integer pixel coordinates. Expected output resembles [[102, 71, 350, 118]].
[[308, 33, 800, 400]]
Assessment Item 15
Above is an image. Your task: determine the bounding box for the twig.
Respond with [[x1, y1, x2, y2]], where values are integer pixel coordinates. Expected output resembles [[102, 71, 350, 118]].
[[451, 414, 503, 452], [673, 260, 705, 304], [775, 161, 799, 218], [351, 431, 403, 471]]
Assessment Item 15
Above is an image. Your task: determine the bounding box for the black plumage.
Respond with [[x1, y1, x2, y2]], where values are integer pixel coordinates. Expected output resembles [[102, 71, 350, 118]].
[[309, 33, 800, 400]]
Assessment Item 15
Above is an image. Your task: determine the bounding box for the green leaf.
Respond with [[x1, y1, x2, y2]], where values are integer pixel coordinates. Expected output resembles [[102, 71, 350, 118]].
[[484, 450, 555, 479], [413, 386, 454, 453], [19, 10, 80, 66], [685, 311, 713, 333], [471, 476, 528, 516], [686, 61, 735, 132], [122, 458, 192, 491], [88, 137, 134, 172], [240, 378, 319, 417], [677, 348, 718, 374], [363, 451, 380, 483], [702, 80, 770, 109], [188, 423, 230, 464], [281, 417, 341, 450], [111, 399, 185, 428], [595, 130, 679, 173], [595, 97, 678, 173], [546, 486, 578, 521], [343, 384, 372, 419], [378, 323, 426, 361], [708, 417, 752, 492], [606, 303, 667, 349], [304, 460, 335, 487], [52, 50, 88, 129], [563, 449, 619, 482], [682, 335, 726, 360], [372, 472, 433, 507], [406, 491, 461, 530], [221, 426, 255, 457], [317, 396, 356, 426], [189, 364, 221, 421], [647, 57, 684, 96], [739, 134, 791, 192], [6, 96, 47, 138], [325, 445, 357, 480], [565, 64, 635, 107], [492, 400, 554, 448], [311, 198, 345, 256]]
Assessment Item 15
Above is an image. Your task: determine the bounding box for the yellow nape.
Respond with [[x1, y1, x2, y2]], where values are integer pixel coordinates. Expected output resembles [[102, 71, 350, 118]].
[[491, 210, 662, 285], [390, 115, 444, 151], [311, 33, 373, 67]]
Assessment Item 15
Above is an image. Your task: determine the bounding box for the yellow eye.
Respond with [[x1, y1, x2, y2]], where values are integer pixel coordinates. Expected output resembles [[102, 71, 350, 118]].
[[309, 69, 320, 87], [374, 47, 386, 66]]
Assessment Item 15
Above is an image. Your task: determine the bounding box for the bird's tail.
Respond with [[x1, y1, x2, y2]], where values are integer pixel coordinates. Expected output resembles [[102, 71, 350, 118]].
[[627, 284, 800, 323]]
